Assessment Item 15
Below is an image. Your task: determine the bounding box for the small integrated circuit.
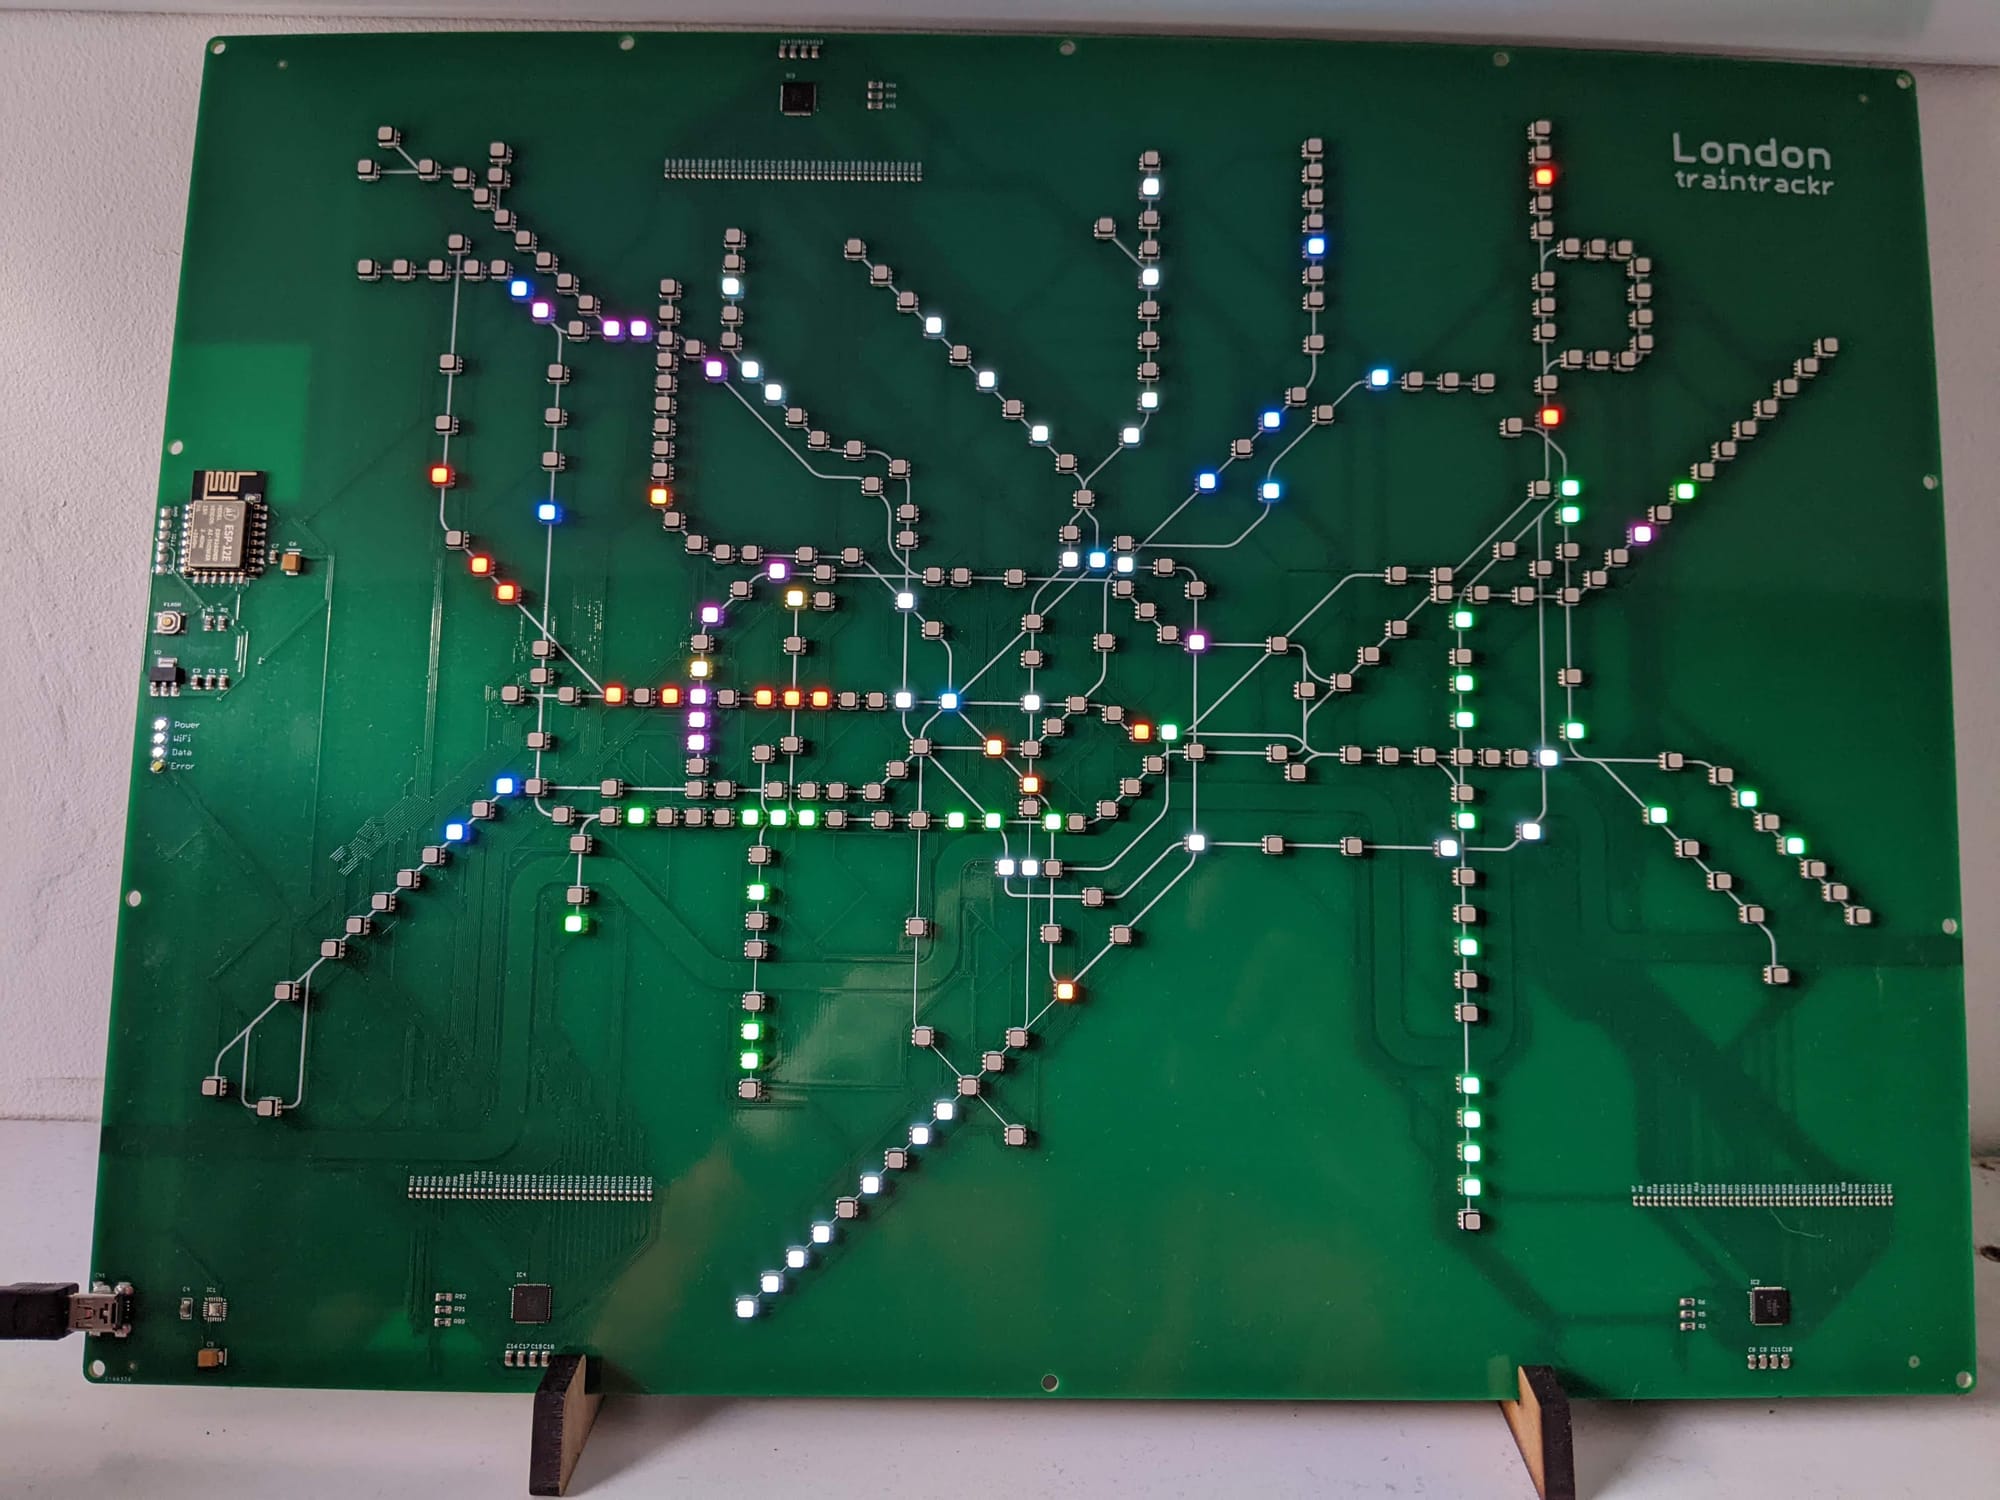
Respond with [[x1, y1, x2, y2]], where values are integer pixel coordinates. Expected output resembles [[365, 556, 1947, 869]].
[[1750, 1286, 1792, 1327], [510, 1283, 553, 1325], [178, 470, 269, 581]]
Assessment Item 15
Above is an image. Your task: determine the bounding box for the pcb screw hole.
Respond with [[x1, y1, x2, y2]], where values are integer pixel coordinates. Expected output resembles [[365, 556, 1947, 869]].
[[1040, 1372, 1060, 1392], [125, 890, 142, 908], [168, 439, 184, 455], [1058, 40, 1076, 56], [1957, 1370, 1974, 1389], [1943, 917, 1959, 935], [1924, 474, 1938, 489], [1908, 1355, 1921, 1368], [619, 35, 634, 51], [89, 1359, 106, 1378], [1494, 50, 1510, 67], [1897, 73, 1913, 89], [210, 40, 226, 55]]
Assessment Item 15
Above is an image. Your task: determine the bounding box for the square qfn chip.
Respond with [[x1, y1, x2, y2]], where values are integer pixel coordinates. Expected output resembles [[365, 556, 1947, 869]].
[[510, 1282, 553, 1324]]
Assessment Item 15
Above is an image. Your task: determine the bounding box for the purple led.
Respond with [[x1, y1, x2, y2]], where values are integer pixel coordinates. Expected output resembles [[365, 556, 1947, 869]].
[[689, 686, 709, 706], [601, 317, 625, 341], [1186, 630, 1209, 653], [700, 603, 723, 626], [629, 318, 651, 339], [688, 710, 709, 729], [530, 299, 553, 322], [704, 357, 726, 381], [1631, 522, 1656, 545], [686, 732, 708, 752], [767, 560, 790, 582]]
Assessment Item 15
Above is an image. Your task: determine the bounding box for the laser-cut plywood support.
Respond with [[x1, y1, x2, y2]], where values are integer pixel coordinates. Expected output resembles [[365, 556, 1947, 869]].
[[528, 1353, 603, 1496], [1499, 1364, 1576, 1500]]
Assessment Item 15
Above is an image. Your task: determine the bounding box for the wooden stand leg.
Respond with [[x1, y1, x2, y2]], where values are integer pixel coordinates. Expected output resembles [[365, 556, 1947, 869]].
[[528, 1353, 603, 1497], [1499, 1364, 1575, 1500]]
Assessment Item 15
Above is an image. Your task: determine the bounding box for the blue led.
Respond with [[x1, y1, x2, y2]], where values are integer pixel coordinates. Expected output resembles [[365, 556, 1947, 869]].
[[1261, 479, 1283, 502], [1368, 367, 1391, 388], [444, 821, 468, 842], [508, 278, 531, 300], [536, 500, 562, 524], [939, 691, 960, 711], [1261, 409, 1282, 430], [1087, 549, 1108, 569], [1305, 234, 1327, 257], [1197, 471, 1218, 492], [494, 775, 517, 795]]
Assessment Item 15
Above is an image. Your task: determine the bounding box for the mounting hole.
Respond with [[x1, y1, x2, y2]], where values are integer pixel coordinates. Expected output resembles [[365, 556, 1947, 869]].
[[1909, 1354, 1922, 1368], [1923, 473, 1938, 490], [1957, 1370, 1974, 1389], [1058, 39, 1076, 56], [1040, 1372, 1060, 1392], [210, 40, 226, 55], [619, 34, 634, 50], [168, 439, 184, 455], [89, 1359, 106, 1378], [1897, 72, 1913, 89], [1943, 917, 1959, 935], [277, 59, 288, 70], [125, 890, 142, 908], [1493, 50, 1510, 67]]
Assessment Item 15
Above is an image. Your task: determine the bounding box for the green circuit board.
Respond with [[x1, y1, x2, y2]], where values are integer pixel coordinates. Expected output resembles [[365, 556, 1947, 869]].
[[91, 30, 1975, 1400]]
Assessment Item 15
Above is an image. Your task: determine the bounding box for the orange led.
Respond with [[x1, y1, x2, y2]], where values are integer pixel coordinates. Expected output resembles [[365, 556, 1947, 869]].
[[1021, 774, 1042, 795], [647, 485, 672, 507], [1132, 722, 1153, 742], [660, 685, 682, 707], [782, 687, 802, 708], [1054, 979, 1079, 1004], [984, 737, 1006, 758], [753, 687, 775, 708], [809, 688, 831, 709], [468, 553, 492, 576], [1533, 164, 1556, 188], [1539, 405, 1563, 428], [494, 581, 519, 604], [603, 684, 626, 706], [429, 463, 454, 488]]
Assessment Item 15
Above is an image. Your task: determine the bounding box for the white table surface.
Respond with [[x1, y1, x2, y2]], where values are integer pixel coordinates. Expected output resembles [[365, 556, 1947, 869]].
[[2, 1121, 1993, 1498]]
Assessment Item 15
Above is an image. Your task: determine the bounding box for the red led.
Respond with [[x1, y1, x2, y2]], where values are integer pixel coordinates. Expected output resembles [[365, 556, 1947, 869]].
[[809, 688, 830, 709], [660, 685, 682, 707], [754, 687, 775, 708], [467, 553, 492, 576], [1533, 164, 1556, 188], [603, 684, 626, 706], [1054, 979, 1079, 1004], [494, 581, 519, 604], [1021, 774, 1042, 795], [1539, 405, 1563, 428], [647, 484, 672, 507], [984, 737, 1006, 758], [781, 687, 802, 709], [429, 463, 454, 488], [1132, 722, 1153, 743]]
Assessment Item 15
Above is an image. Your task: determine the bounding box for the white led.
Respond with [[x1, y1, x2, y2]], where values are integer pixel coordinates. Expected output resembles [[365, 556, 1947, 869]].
[[1186, 833, 1207, 853], [810, 1221, 834, 1245], [1261, 480, 1281, 500], [1520, 821, 1543, 842], [894, 689, 914, 710], [1116, 555, 1134, 574], [1061, 549, 1080, 568], [1438, 837, 1461, 858], [1022, 693, 1042, 712], [741, 359, 761, 380], [1020, 858, 1040, 877], [923, 314, 943, 335], [1139, 266, 1161, 288], [977, 369, 997, 389], [1140, 174, 1161, 197], [1537, 747, 1560, 768], [996, 858, 1017, 877], [721, 275, 742, 297], [859, 1173, 883, 1196], [909, 1123, 932, 1146], [934, 1099, 956, 1122], [785, 1246, 808, 1270], [1030, 422, 1051, 443], [759, 1271, 784, 1295], [1121, 425, 1141, 445], [763, 382, 784, 403], [1088, 549, 1108, 569], [152, 718, 168, 731], [734, 1296, 758, 1319], [895, 591, 915, 611], [1140, 390, 1159, 410]]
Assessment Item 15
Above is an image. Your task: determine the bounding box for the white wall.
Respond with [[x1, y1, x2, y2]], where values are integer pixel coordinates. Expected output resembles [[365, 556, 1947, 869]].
[[1, 13, 1994, 1147]]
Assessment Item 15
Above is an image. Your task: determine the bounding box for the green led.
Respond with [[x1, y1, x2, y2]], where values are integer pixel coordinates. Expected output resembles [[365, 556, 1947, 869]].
[[1452, 609, 1475, 630], [1784, 834, 1807, 856], [1461, 1107, 1483, 1128], [1675, 479, 1698, 501], [984, 811, 1003, 830], [947, 811, 966, 830], [1739, 788, 1759, 808], [741, 808, 760, 826], [740, 1021, 763, 1042], [1463, 1176, 1484, 1196], [1452, 673, 1475, 693], [1160, 723, 1180, 741], [1462, 1142, 1483, 1164], [1646, 805, 1669, 825], [747, 882, 768, 902], [627, 806, 646, 825], [1043, 812, 1062, 831], [738, 1049, 762, 1071], [563, 911, 587, 934], [1558, 503, 1582, 525], [1559, 476, 1582, 498], [1458, 936, 1480, 957], [1456, 810, 1477, 830], [1453, 709, 1476, 730], [798, 808, 818, 827], [1459, 1074, 1482, 1095], [1562, 719, 1586, 741], [770, 808, 789, 827]]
